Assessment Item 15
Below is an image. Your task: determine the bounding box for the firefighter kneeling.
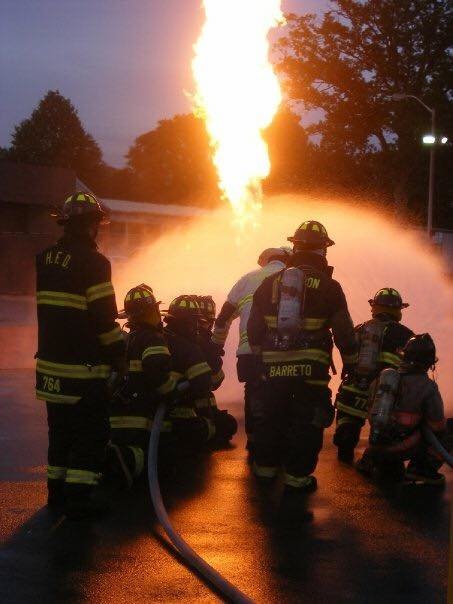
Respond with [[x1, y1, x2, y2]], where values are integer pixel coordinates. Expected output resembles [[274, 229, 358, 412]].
[[333, 287, 413, 463], [248, 220, 357, 497], [357, 334, 451, 486], [107, 284, 175, 487], [196, 296, 237, 447]]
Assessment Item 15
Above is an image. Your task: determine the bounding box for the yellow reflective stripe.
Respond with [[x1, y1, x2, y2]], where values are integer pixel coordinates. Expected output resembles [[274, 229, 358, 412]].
[[129, 360, 143, 372], [342, 352, 359, 364], [337, 415, 363, 427], [169, 406, 197, 419], [209, 394, 218, 409], [264, 315, 277, 328], [262, 349, 330, 364], [186, 361, 211, 380], [283, 473, 313, 488], [301, 317, 327, 330], [379, 351, 401, 366], [99, 325, 123, 346], [252, 461, 278, 478], [239, 330, 248, 345], [237, 294, 253, 312], [170, 370, 184, 381], [212, 369, 225, 386], [342, 384, 369, 396], [157, 375, 176, 395], [47, 465, 67, 479], [37, 290, 87, 310], [37, 359, 111, 379], [110, 416, 151, 430], [127, 446, 145, 477], [37, 390, 81, 403], [336, 401, 368, 419], [306, 379, 330, 386], [65, 468, 100, 486], [142, 345, 170, 360], [86, 281, 115, 303]]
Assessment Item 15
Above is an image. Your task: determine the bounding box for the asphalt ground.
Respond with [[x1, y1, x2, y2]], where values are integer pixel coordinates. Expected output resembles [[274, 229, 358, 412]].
[[0, 369, 451, 603]]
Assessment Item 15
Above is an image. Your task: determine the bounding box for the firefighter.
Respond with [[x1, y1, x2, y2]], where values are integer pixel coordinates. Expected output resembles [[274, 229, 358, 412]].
[[247, 220, 357, 495], [196, 295, 237, 447], [163, 296, 215, 451], [36, 192, 125, 518], [333, 288, 413, 463], [107, 284, 175, 487], [212, 247, 291, 452], [357, 334, 450, 486]]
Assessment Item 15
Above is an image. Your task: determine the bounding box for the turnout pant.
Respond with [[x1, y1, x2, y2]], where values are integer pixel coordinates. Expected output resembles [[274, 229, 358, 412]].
[[334, 381, 369, 452], [252, 379, 330, 487], [46, 383, 110, 501], [237, 355, 258, 442], [333, 410, 366, 451]]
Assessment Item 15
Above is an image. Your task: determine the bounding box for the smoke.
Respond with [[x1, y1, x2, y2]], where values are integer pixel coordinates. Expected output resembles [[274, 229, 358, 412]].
[[115, 194, 453, 408]]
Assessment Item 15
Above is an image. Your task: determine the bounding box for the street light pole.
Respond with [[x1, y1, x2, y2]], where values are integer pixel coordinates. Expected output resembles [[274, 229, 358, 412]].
[[427, 107, 435, 238], [391, 93, 435, 238]]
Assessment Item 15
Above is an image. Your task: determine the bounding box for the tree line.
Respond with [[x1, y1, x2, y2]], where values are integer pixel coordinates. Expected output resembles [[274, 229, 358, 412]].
[[1, 0, 451, 227]]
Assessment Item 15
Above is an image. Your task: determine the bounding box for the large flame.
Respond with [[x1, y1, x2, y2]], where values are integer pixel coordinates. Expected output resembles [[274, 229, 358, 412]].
[[192, 0, 283, 226]]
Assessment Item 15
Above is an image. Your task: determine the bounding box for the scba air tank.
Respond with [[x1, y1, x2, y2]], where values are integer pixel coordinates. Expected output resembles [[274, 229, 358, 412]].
[[369, 368, 400, 445], [276, 268, 305, 350], [356, 319, 387, 382]]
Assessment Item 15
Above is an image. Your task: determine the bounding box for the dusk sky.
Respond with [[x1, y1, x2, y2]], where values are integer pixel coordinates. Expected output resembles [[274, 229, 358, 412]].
[[1, 1, 328, 167]]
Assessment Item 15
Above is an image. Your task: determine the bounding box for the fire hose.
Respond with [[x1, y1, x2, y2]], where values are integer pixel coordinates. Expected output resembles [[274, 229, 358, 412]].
[[422, 426, 453, 468], [147, 399, 253, 604]]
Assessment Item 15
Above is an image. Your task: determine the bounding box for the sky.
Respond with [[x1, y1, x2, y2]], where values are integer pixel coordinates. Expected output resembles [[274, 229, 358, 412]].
[[0, 0, 328, 167]]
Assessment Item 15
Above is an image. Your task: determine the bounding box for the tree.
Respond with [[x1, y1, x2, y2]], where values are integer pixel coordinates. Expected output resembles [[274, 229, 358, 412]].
[[263, 105, 311, 192], [276, 0, 453, 224], [8, 90, 104, 186], [126, 114, 219, 205]]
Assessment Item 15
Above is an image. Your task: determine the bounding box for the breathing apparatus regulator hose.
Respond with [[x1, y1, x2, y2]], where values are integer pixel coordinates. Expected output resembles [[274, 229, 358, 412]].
[[147, 396, 253, 604], [422, 426, 453, 468]]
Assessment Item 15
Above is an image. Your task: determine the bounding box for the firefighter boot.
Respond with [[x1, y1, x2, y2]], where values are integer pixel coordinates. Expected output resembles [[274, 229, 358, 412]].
[[211, 410, 238, 448], [64, 484, 110, 520], [405, 460, 446, 487]]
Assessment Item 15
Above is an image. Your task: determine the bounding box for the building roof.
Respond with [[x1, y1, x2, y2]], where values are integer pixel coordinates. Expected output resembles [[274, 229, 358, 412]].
[[0, 161, 76, 206], [101, 198, 207, 218]]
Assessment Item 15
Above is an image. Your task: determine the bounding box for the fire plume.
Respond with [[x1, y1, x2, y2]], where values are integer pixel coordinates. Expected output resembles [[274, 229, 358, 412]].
[[192, 0, 283, 226]]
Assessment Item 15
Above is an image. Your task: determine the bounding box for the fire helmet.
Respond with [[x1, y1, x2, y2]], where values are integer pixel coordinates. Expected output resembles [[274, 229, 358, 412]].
[[119, 284, 160, 320], [164, 295, 203, 321], [257, 246, 292, 267], [52, 192, 109, 225], [287, 220, 334, 249], [368, 288, 409, 309], [401, 333, 437, 370], [197, 296, 216, 321]]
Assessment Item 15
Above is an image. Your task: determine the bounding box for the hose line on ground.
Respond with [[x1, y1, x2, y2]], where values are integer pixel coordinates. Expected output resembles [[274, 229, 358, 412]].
[[148, 401, 254, 604], [422, 426, 453, 468]]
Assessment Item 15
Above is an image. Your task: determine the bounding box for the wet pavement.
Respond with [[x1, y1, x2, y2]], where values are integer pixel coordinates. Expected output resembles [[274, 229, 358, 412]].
[[0, 369, 450, 603]]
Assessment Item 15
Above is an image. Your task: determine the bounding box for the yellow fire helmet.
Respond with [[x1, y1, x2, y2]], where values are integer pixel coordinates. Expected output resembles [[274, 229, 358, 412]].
[[119, 284, 161, 323]]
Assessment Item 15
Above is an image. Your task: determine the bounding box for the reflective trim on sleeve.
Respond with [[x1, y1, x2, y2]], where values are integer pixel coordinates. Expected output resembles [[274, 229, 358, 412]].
[[37, 290, 87, 310], [252, 461, 278, 478], [110, 416, 151, 430], [37, 390, 81, 404], [379, 351, 401, 367], [212, 369, 225, 387], [283, 473, 313, 488], [262, 349, 330, 365], [301, 317, 327, 330], [157, 375, 176, 395], [37, 359, 111, 379], [142, 345, 171, 360], [65, 468, 101, 486], [99, 325, 123, 346], [239, 330, 249, 346], [186, 361, 211, 380], [86, 281, 115, 303], [129, 360, 143, 373], [127, 446, 145, 477], [47, 465, 67, 480], [237, 293, 254, 312]]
